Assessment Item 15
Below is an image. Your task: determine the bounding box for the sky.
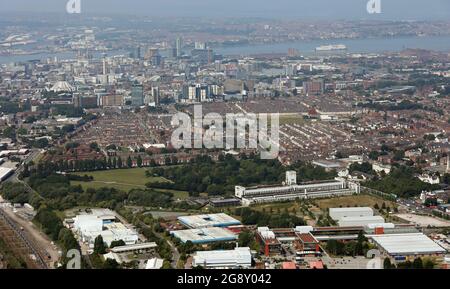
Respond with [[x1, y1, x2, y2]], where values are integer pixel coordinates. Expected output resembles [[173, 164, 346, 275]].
[[0, 0, 450, 20]]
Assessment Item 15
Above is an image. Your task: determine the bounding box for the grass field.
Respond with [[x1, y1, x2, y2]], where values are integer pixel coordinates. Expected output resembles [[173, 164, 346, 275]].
[[251, 202, 300, 213], [248, 194, 397, 222], [314, 194, 397, 211], [70, 168, 190, 200]]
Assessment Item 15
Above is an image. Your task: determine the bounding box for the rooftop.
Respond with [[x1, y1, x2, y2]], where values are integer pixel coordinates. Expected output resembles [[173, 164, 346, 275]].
[[111, 242, 157, 253], [178, 213, 241, 229], [193, 247, 252, 267], [370, 233, 447, 255], [171, 227, 237, 244]]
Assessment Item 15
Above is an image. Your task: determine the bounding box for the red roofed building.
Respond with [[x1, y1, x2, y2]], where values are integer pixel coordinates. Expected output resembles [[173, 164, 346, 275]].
[[282, 261, 297, 269], [309, 261, 324, 269]]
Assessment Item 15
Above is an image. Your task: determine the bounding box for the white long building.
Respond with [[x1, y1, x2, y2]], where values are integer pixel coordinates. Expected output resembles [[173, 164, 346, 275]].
[[192, 247, 252, 269], [73, 210, 139, 248], [329, 207, 374, 220], [235, 171, 360, 206]]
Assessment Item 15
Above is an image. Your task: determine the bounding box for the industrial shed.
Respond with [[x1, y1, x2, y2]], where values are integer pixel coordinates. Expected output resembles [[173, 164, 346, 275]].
[[329, 207, 374, 221], [178, 213, 241, 229], [369, 233, 447, 258], [170, 227, 237, 244], [192, 247, 252, 269], [338, 215, 385, 227]]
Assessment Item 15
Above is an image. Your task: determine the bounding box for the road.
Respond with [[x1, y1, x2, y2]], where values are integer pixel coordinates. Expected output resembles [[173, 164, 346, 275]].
[[138, 220, 180, 268]]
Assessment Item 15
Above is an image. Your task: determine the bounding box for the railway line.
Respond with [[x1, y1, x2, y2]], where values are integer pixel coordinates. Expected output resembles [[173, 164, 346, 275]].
[[0, 207, 48, 269]]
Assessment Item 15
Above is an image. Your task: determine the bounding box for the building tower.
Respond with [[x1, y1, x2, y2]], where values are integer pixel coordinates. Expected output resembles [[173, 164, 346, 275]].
[[286, 171, 297, 186], [102, 58, 107, 75], [131, 82, 144, 107], [176, 37, 182, 58]]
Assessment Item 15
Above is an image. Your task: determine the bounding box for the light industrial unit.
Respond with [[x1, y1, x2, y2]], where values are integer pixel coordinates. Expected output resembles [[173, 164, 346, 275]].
[[170, 227, 237, 244], [192, 247, 252, 269], [178, 213, 241, 229], [369, 233, 447, 259]]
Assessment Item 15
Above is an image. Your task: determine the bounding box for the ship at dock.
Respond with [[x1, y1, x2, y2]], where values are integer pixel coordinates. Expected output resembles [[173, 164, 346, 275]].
[[315, 44, 347, 52]]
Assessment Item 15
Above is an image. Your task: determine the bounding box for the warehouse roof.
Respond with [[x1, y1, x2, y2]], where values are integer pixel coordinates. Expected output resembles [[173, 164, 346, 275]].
[[338, 215, 384, 222], [0, 167, 13, 181], [329, 207, 373, 214], [370, 233, 446, 255], [193, 247, 251, 267], [338, 215, 385, 227], [170, 227, 237, 244], [178, 213, 241, 228], [111, 242, 157, 253]]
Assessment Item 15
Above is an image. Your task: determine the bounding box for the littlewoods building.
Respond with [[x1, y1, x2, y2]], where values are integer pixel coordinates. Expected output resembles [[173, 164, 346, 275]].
[[235, 171, 360, 206]]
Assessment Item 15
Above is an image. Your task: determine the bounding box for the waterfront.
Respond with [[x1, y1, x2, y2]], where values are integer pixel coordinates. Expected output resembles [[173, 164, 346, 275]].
[[1, 35, 450, 64], [215, 35, 450, 56]]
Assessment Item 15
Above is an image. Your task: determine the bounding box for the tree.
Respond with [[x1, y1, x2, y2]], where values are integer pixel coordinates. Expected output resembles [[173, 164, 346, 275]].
[[412, 258, 423, 269], [238, 231, 254, 247], [393, 150, 405, 161], [94, 235, 107, 254], [383, 257, 393, 269], [443, 173, 450, 185], [127, 156, 133, 168], [137, 155, 143, 168], [423, 259, 434, 269], [90, 142, 100, 151], [112, 158, 117, 169], [117, 156, 123, 169], [369, 151, 380, 160], [103, 258, 120, 269], [110, 240, 126, 248], [162, 260, 172, 269]]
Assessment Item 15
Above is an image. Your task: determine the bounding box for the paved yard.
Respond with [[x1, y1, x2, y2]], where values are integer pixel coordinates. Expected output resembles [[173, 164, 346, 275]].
[[394, 213, 450, 227]]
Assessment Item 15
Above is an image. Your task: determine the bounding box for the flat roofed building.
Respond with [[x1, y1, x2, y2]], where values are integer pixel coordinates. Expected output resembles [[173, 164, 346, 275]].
[[170, 227, 237, 244], [329, 207, 374, 221], [145, 258, 164, 269], [338, 215, 385, 227], [236, 176, 360, 206], [178, 213, 241, 229], [369, 233, 447, 257], [295, 232, 320, 252], [192, 247, 252, 269], [0, 167, 14, 182], [256, 227, 282, 256], [73, 211, 138, 248], [209, 198, 241, 208], [282, 261, 297, 269], [111, 242, 157, 254]]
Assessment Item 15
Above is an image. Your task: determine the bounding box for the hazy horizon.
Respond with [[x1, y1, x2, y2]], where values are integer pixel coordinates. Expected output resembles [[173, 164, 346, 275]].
[[0, 0, 449, 21]]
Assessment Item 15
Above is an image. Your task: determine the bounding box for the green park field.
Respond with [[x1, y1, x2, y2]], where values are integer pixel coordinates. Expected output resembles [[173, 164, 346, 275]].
[[70, 168, 190, 200]]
